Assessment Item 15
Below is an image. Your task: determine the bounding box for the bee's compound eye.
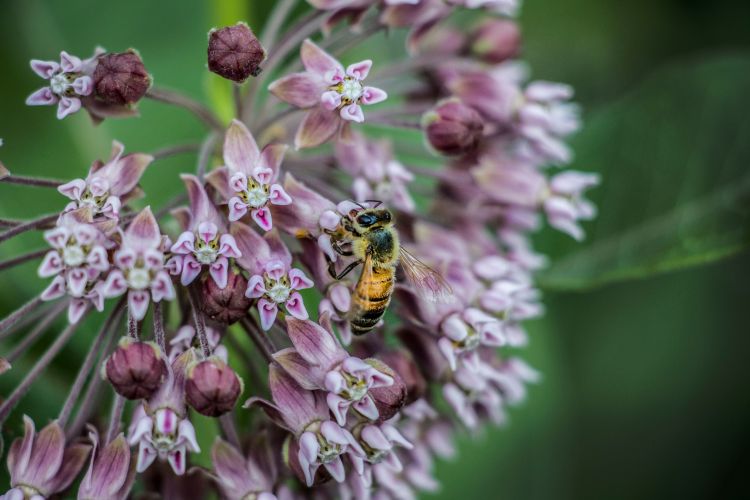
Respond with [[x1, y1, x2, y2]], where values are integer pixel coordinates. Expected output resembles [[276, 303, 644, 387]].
[[357, 213, 377, 227]]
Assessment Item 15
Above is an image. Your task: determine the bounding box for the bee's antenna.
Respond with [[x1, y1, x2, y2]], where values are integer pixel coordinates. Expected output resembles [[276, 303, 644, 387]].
[[353, 200, 367, 210], [364, 199, 383, 208]]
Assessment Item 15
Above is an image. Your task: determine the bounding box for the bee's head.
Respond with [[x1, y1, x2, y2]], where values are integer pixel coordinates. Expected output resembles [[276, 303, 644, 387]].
[[349, 207, 393, 231]]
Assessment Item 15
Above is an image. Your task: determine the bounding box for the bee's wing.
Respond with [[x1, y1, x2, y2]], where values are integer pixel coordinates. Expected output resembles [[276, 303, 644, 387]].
[[399, 246, 454, 303]]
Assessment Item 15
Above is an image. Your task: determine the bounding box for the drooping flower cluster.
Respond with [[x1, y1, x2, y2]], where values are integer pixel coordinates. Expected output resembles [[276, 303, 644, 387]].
[[0, 2, 600, 499]]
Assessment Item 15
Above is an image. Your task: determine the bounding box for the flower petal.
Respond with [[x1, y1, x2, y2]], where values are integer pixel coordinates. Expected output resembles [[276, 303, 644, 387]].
[[269, 72, 324, 108], [285, 291, 309, 320], [251, 207, 273, 231], [210, 256, 229, 289], [258, 298, 279, 331], [26, 87, 58, 106], [135, 441, 157, 473], [300, 39, 343, 77], [286, 318, 345, 368], [38, 251, 63, 278], [321, 90, 342, 111], [269, 184, 292, 205], [223, 119, 260, 173], [180, 254, 202, 286], [218, 233, 242, 258], [30, 59, 60, 79], [56, 96, 81, 119], [59, 51, 83, 72], [128, 290, 151, 321], [259, 144, 288, 181], [340, 103, 364, 123], [245, 275, 266, 299], [361, 86, 388, 105], [346, 60, 372, 80], [294, 107, 340, 150], [228, 197, 249, 222]]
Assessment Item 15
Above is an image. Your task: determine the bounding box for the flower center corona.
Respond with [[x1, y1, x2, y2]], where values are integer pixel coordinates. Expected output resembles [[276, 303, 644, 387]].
[[62, 244, 86, 267], [50, 73, 70, 95], [338, 77, 363, 104], [127, 266, 151, 290], [194, 236, 220, 264]]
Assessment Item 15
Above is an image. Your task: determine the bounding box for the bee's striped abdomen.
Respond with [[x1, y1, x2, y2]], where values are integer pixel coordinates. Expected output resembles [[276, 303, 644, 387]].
[[350, 266, 394, 335]]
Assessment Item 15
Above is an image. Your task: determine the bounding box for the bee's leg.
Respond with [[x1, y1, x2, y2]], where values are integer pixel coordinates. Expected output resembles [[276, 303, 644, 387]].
[[332, 240, 354, 257], [327, 257, 362, 280]]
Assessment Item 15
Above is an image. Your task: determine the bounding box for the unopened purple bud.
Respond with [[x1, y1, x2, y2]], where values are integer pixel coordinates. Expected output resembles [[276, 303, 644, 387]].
[[199, 268, 252, 324], [93, 50, 151, 105], [376, 350, 426, 407], [105, 338, 167, 400], [470, 19, 522, 64], [185, 357, 243, 417], [366, 358, 407, 422], [207, 22, 266, 82], [423, 99, 484, 156]]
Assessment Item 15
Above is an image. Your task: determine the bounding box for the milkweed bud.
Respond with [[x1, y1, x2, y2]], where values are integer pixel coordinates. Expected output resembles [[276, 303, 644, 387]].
[[376, 350, 426, 407], [470, 19, 522, 64], [105, 338, 167, 400], [366, 358, 407, 422], [93, 50, 151, 105], [207, 22, 266, 82], [199, 268, 252, 324], [185, 357, 243, 417], [423, 99, 484, 156]]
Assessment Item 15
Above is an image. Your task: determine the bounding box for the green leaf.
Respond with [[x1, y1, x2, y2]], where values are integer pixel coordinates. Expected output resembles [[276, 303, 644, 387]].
[[538, 53, 750, 290]]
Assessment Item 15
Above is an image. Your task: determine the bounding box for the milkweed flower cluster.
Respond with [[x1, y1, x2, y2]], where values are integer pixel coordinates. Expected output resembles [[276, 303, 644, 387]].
[[0, 2, 599, 499]]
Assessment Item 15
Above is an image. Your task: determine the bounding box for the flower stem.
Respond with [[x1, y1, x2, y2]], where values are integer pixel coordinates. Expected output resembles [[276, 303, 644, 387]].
[[153, 301, 167, 353], [196, 132, 219, 181], [187, 285, 211, 358], [67, 323, 121, 439], [6, 300, 68, 363], [106, 395, 127, 443], [151, 142, 201, 161], [239, 316, 275, 363], [0, 213, 58, 245], [0, 174, 63, 188], [260, 0, 298, 49], [0, 218, 21, 228], [243, 10, 326, 124], [0, 248, 47, 273], [0, 294, 44, 338], [58, 298, 126, 428], [0, 310, 88, 425], [146, 87, 224, 132], [128, 309, 140, 339], [219, 413, 241, 448]]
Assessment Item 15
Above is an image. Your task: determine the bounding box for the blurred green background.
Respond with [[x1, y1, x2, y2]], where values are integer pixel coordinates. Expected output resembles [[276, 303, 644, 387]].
[[1, 0, 750, 499]]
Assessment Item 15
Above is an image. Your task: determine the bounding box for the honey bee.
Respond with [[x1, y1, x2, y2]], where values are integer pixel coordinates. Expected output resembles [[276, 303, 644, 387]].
[[325, 203, 453, 335]]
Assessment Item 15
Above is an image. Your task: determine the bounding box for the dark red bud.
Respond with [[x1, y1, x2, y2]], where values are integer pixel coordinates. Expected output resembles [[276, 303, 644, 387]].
[[366, 358, 407, 422], [200, 268, 252, 324], [207, 22, 266, 82], [375, 350, 426, 407], [185, 358, 243, 417], [423, 99, 484, 156], [105, 338, 167, 400], [470, 19, 522, 64], [93, 50, 151, 105]]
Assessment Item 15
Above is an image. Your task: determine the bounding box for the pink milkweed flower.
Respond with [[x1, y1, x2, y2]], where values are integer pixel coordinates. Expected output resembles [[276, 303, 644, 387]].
[[207, 120, 292, 230], [77, 429, 136, 500], [167, 174, 242, 289], [38, 208, 111, 323], [351, 422, 413, 476], [26, 49, 102, 119], [447, 0, 520, 15], [2, 416, 91, 500], [543, 170, 599, 241], [247, 365, 365, 487], [102, 207, 175, 321], [275, 318, 395, 426], [128, 349, 201, 476], [232, 223, 313, 330], [335, 132, 416, 213], [437, 308, 507, 371], [169, 324, 228, 363], [57, 141, 153, 221], [269, 39, 387, 149], [211, 438, 277, 500]]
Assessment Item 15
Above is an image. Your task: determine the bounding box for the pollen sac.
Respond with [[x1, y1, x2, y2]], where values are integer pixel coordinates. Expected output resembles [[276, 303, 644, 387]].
[[423, 99, 484, 156], [185, 357, 243, 417], [469, 19, 522, 64], [93, 50, 151, 105], [207, 22, 266, 82], [105, 337, 167, 400], [199, 267, 252, 324]]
